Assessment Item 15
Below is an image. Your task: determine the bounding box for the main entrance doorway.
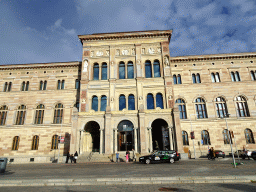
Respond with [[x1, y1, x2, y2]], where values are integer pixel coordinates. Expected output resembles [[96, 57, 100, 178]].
[[83, 121, 100, 152], [117, 120, 134, 151], [152, 119, 170, 151]]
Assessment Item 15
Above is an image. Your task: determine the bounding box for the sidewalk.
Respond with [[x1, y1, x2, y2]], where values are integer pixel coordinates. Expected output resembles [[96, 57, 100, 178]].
[[0, 158, 255, 187]]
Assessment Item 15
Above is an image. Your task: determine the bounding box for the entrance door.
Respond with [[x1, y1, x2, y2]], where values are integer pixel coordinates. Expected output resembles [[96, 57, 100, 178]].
[[152, 119, 170, 151], [117, 120, 134, 151]]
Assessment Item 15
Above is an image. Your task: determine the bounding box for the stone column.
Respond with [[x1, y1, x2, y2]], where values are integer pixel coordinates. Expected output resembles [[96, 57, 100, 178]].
[[134, 127, 138, 153], [168, 127, 173, 150], [148, 127, 153, 153], [114, 128, 118, 153], [104, 113, 112, 154], [173, 107, 184, 153], [100, 128, 104, 154], [138, 112, 147, 154]]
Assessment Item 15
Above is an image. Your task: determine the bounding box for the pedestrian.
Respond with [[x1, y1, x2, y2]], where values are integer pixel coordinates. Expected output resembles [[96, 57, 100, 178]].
[[66, 151, 70, 163], [74, 151, 78, 163], [116, 152, 119, 163], [132, 149, 136, 162], [126, 151, 129, 163], [212, 147, 216, 160], [70, 154, 74, 163]]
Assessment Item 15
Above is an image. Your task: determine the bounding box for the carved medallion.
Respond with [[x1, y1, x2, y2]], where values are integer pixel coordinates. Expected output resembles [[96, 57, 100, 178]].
[[96, 51, 103, 56]]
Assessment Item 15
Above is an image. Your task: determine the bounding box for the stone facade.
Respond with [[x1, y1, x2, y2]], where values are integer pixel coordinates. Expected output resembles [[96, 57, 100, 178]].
[[0, 30, 255, 163]]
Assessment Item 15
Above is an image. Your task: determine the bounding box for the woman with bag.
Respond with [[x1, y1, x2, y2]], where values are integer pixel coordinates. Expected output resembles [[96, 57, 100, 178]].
[[74, 151, 78, 163]]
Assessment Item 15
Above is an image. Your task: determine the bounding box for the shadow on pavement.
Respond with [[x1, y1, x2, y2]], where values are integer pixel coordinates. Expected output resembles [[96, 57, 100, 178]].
[[0, 171, 15, 175], [218, 183, 256, 192]]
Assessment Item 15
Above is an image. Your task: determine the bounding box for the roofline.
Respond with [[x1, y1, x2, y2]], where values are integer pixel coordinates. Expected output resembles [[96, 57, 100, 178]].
[[78, 30, 173, 43]]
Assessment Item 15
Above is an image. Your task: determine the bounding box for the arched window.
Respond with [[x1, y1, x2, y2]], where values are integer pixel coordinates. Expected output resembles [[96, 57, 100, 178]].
[[128, 94, 135, 110], [119, 95, 126, 111], [156, 93, 164, 109], [192, 74, 196, 83], [93, 63, 99, 80], [51, 135, 58, 149], [211, 72, 220, 82], [182, 131, 189, 145], [195, 98, 207, 119], [16, 105, 26, 125], [75, 79, 80, 89], [231, 71, 241, 82], [173, 75, 177, 84], [3, 82, 8, 92], [101, 63, 108, 80], [43, 81, 47, 90], [12, 136, 20, 150], [21, 81, 29, 91], [235, 96, 250, 117], [100, 95, 107, 111], [177, 74, 182, 84], [0, 105, 8, 125], [147, 93, 154, 109], [145, 60, 152, 78], [215, 97, 228, 118], [127, 61, 134, 79], [175, 99, 187, 119], [92, 96, 98, 111], [244, 128, 255, 144], [250, 70, 256, 81], [119, 62, 125, 79], [53, 103, 63, 124], [153, 60, 161, 77], [57, 80, 64, 90], [39, 81, 43, 90], [3, 82, 11, 92], [61, 80, 65, 89], [34, 104, 44, 124], [31, 135, 39, 150], [223, 129, 232, 144], [201, 130, 211, 145], [192, 73, 201, 83]]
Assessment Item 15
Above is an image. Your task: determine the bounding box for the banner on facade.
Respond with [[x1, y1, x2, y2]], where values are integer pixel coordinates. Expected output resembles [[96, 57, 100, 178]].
[[58, 136, 65, 144]]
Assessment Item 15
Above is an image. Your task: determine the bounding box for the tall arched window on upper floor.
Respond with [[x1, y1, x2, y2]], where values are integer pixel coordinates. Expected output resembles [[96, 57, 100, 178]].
[[182, 131, 189, 145], [223, 129, 232, 144], [128, 94, 135, 110], [34, 104, 44, 124], [31, 135, 39, 150], [244, 128, 255, 144], [16, 105, 26, 125], [211, 72, 220, 82], [21, 81, 29, 91], [3, 82, 12, 92], [177, 74, 182, 84], [101, 63, 108, 80], [119, 62, 125, 79], [175, 99, 187, 119], [92, 96, 98, 111], [201, 130, 211, 145], [53, 103, 63, 124], [93, 63, 99, 80], [250, 70, 256, 81], [235, 96, 249, 117], [12, 136, 20, 150], [173, 75, 177, 84], [192, 73, 201, 83], [195, 97, 207, 119], [147, 93, 154, 109], [119, 95, 126, 111], [100, 95, 107, 111], [51, 135, 58, 150], [145, 60, 152, 78], [127, 61, 134, 79], [231, 71, 241, 82], [3, 82, 8, 92], [153, 60, 161, 77], [215, 97, 228, 118], [75, 79, 80, 89], [156, 93, 164, 109], [0, 105, 8, 125]]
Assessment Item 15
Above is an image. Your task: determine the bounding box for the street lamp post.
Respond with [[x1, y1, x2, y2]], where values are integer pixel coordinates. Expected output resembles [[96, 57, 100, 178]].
[[189, 114, 197, 159], [223, 113, 236, 168]]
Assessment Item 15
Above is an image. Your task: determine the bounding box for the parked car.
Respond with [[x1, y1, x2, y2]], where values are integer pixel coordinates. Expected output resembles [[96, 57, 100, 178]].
[[139, 150, 176, 164], [215, 150, 225, 158], [251, 151, 256, 160], [240, 150, 252, 159]]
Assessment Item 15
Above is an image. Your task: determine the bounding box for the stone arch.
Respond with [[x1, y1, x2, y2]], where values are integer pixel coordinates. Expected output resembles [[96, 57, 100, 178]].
[[83, 121, 101, 152], [117, 119, 135, 151]]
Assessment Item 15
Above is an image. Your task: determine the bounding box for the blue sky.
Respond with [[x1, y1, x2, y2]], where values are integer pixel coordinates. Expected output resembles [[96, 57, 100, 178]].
[[0, 0, 256, 65]]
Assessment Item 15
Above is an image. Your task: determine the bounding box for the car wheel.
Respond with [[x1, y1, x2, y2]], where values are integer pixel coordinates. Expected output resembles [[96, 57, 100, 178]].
[[145, 159, 150, 164], [169, 158, 174, 164], [222, 156, 225, 158]]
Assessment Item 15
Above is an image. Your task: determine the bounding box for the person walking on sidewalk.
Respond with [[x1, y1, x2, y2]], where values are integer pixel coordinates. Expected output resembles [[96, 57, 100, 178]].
[[66, 151, 70, 163], [74, 151, 78, 163], [70, 154, 74, 163], [126, 151, 129, 163], [132, 149, 136, 162], [116, 152, 119, 163]]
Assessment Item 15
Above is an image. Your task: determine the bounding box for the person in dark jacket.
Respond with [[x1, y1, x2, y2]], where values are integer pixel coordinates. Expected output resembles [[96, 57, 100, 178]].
[[70, 154, 74, 163], [66, 151, 70, 163], [74, 151, 78, 163]]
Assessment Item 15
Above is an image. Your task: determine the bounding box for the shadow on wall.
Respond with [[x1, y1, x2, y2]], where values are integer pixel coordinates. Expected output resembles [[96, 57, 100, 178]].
[[63, 132, 71, 156]]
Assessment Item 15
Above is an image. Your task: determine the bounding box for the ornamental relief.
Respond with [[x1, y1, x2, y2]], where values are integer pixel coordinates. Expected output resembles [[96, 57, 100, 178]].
[[141, 47, 161, 54], [90, 50, 110, 57]]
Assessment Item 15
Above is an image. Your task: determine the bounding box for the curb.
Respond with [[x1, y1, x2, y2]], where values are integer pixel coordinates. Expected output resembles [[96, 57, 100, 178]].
[[0, 176, 256, 187]]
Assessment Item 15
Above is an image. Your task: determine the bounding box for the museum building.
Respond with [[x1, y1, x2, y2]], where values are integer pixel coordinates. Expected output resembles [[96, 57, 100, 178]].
[[0, 30, 255, 163]]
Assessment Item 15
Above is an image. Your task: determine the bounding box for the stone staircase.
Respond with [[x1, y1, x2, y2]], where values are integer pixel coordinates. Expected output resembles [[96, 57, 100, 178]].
[[77, 152, 113, 163]]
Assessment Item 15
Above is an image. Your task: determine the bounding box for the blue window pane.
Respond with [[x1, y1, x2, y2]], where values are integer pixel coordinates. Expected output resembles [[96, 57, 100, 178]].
[[192, 74, 196, 83], [92, 96, 98, 111], [147, 94, 154, 109], [101, 63, 107, 80], [231, 72, 235, 81], [177, 75, 182, 84], [100, 96, 107, 111], [173, 75, 177, 84], [128, 94, 135, 110], [196, 74, 201, 83], [93, 64, 99, 80], [145, 61, 152, 78], [156, 93, 163, 109], [119, 95, 126, 110], [119, 63, 125, 79], [153, 60, 161, 77], [127, 62, 134, 79]]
